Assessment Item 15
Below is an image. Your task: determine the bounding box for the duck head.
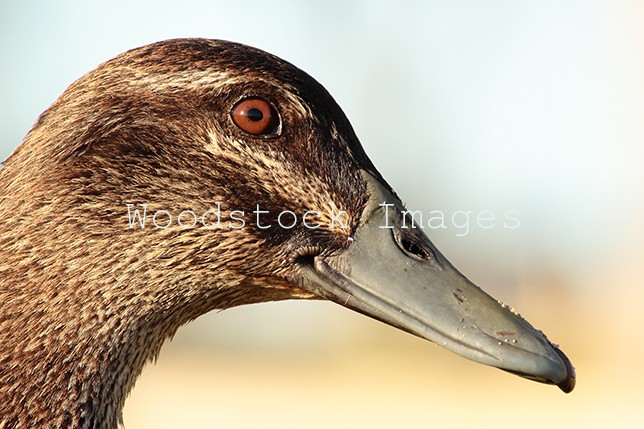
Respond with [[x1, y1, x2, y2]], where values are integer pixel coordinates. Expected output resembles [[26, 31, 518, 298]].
[[0, 39, 574, 428]]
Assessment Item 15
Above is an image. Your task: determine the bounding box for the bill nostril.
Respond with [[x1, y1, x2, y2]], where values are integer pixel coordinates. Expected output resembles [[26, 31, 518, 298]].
[[394, 229, 433, 261], [402, 236, 429, 259]]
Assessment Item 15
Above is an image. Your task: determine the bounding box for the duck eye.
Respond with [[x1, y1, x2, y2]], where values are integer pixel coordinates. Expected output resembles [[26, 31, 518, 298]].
[[231, 97, 279, 136]]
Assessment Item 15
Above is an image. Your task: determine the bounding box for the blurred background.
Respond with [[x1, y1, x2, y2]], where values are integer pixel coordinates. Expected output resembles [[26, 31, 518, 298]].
[[1, 1, 643, 427]]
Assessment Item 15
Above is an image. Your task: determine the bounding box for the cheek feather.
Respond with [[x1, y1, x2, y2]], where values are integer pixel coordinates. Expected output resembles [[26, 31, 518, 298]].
[[204, 130, 354, 237]]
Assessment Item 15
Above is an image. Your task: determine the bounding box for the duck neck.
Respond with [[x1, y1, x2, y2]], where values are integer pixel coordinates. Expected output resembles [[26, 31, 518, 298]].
[[1, 276, 207, 428], [1, 247, 294, 429]]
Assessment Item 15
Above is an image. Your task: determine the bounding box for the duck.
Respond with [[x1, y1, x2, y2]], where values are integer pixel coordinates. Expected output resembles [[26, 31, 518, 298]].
[[0, 38, 575, 428]]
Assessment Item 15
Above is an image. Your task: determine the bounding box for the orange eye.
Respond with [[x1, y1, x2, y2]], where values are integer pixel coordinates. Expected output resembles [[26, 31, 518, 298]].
[[231, 97, 279, 136]]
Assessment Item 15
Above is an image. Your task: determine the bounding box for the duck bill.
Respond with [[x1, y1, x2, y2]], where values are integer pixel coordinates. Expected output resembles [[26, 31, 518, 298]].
[[295, 171, 575, 393]]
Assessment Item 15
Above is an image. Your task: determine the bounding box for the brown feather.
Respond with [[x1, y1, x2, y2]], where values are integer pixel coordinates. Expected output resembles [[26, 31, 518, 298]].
[[0, 38, 372, 428]]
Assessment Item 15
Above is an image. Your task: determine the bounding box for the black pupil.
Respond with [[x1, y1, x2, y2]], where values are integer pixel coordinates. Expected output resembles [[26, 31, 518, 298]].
[[247, 108, 264, 122]]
